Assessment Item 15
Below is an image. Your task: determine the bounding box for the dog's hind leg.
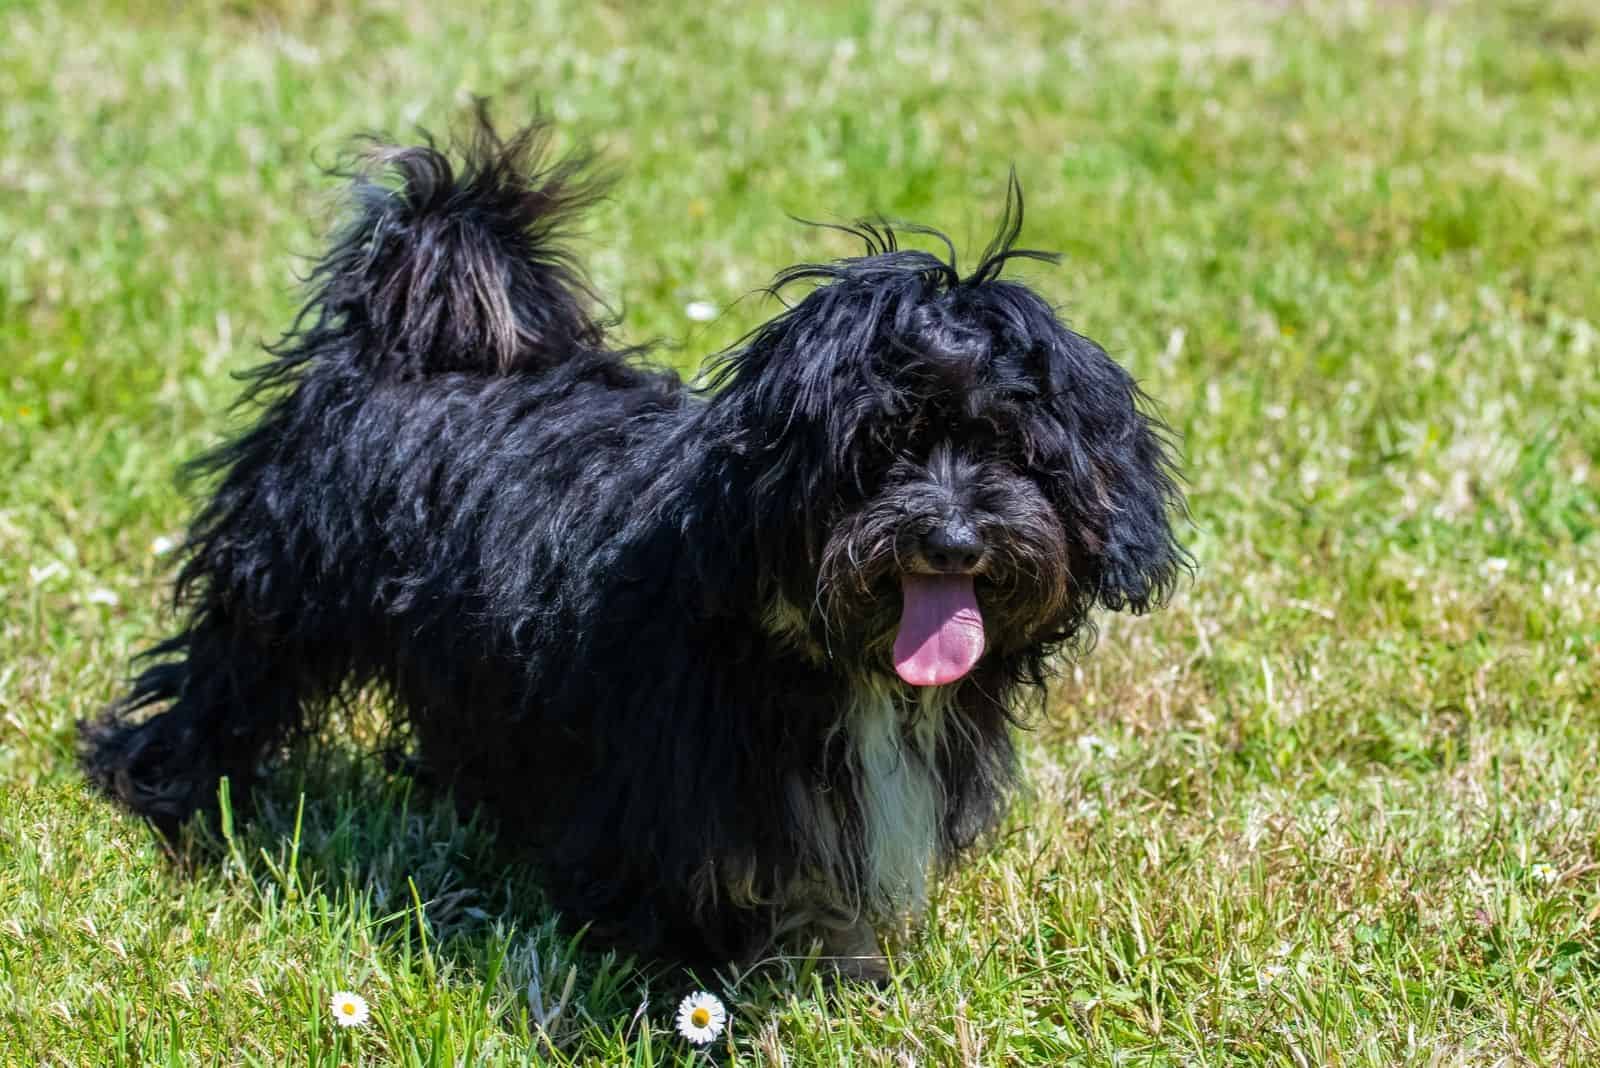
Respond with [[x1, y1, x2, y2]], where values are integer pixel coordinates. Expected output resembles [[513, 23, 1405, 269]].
[[79, 604, 313, 840]]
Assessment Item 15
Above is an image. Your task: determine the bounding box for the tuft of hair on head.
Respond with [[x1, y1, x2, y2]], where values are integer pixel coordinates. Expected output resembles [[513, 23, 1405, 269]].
[[704, 171, 1063, 445], [770, 169, 1059, 294], [271, 100, 612, 383]]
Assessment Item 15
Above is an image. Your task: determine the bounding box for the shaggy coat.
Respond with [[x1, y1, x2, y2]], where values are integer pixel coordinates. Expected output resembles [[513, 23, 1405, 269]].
[[81, 112, 1185, 969]]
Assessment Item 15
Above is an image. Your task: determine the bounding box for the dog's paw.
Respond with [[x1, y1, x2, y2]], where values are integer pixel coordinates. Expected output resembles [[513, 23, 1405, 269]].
[[819, 920, 890, 986]]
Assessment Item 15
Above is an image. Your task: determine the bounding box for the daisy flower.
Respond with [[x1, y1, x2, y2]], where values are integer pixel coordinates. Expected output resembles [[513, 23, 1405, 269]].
[[675, 990, 726, 1045], [330, 990, 370, 1028], [1530, 862, 1559, 885]]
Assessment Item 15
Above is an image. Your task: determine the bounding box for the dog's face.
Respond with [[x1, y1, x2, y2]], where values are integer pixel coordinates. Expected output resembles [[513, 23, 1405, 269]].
[[712, 208, 1184, 686]]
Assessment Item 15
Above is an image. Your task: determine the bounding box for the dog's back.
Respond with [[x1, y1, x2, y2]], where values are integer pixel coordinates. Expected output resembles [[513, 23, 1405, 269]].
[[78, 107, 682, 839]]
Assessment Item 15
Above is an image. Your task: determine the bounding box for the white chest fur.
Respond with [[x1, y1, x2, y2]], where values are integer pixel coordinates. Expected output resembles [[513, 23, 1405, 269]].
[[837, 676, 955, 916]]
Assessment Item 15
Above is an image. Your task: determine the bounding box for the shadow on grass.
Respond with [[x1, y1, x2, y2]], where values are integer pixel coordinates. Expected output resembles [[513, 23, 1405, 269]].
[[148, 742, 841, 1054]]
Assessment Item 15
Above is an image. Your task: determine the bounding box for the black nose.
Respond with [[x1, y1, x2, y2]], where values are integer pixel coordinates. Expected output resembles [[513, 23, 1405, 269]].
[[921, 521, 984, 574]]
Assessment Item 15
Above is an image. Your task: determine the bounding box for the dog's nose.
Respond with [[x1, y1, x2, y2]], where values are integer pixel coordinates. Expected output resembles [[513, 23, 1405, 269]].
[[921, 521, 984, 574]]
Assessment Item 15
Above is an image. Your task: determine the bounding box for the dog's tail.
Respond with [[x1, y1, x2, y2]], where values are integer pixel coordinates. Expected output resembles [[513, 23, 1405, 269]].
[[275, 103, 610, 381]]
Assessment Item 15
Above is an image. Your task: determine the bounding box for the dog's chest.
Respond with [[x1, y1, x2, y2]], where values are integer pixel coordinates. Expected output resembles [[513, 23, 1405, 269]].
[[838, 678, 953, 914]]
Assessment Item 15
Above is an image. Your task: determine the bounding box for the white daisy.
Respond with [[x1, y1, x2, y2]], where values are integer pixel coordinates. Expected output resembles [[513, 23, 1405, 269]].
[[330, 990, 370, 1028], [1530, 862, 1559, 885], [29, 561, 67, 586], [1076, 733, 1117, 758], [675, 990, 726, 1045]]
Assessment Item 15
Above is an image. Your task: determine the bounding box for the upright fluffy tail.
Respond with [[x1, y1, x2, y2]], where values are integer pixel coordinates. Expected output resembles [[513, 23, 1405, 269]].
[[279, 104, 610, 380]]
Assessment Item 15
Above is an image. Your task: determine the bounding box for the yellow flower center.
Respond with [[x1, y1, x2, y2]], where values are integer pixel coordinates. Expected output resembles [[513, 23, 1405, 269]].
[[342, 1002, 356, 1015], [690, 1006, 711, 1028]]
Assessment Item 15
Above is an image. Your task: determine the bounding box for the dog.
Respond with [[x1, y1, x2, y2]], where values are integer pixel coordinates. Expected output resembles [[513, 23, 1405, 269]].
[[80, 109, 1185, 978]]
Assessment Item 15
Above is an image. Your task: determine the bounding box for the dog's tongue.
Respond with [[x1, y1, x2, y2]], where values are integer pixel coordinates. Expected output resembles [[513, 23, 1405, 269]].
[[893, 574, 985, 687]]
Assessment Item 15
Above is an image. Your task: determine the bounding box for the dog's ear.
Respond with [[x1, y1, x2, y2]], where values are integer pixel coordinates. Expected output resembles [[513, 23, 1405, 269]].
[[702, 284, 874, 571], [946, 176, 1187, 616], [1024, 314, 1188, 615], [705, 253, 938, 559]]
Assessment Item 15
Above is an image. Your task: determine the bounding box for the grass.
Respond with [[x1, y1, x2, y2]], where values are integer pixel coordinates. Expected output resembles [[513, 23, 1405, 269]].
[[2, 0, 1598, 1062]]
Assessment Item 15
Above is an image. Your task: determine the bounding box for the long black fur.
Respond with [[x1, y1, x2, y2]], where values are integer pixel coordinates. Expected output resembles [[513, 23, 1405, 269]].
[[80, 109, 1186, 969]]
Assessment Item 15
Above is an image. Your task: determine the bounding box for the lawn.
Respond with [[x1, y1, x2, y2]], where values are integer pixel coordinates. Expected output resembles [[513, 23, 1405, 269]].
[[2, 0, 1598, 1063]]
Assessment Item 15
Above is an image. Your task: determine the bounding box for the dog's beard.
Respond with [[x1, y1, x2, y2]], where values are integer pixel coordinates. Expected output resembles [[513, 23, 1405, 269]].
[[806, 453, 1075, 685]]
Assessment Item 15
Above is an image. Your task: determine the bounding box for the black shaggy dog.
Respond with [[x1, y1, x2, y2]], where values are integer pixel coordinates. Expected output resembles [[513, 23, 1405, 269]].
[[81, 112, 1185, 978]]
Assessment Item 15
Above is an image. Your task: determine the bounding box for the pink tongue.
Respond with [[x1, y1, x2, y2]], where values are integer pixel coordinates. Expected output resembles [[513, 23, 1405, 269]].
[[893, 573, 986, 687]]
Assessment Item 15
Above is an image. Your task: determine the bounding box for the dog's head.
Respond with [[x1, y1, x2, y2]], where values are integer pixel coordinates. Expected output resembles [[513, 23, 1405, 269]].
[[708, 181, 1186, 687]]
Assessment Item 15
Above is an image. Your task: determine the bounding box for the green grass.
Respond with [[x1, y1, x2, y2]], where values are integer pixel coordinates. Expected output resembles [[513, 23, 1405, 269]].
[[3, 0, 1598, 1062]]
